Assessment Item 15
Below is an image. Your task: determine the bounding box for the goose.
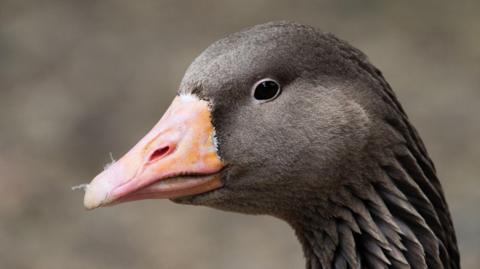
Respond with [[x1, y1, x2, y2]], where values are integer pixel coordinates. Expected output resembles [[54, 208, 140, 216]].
[[81, 21, 460, 269]]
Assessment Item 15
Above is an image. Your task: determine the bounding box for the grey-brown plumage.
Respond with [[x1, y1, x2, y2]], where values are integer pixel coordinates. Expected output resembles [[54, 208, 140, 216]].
[[174, 22, 460, 269]]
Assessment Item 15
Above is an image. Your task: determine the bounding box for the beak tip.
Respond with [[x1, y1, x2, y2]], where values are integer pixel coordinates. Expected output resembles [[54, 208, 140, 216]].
[[83, 191, 101, 210], [83, 180, 111, 210]]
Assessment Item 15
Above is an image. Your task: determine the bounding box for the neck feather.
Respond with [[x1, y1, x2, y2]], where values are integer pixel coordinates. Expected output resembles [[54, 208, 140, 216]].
[[289, 143, 459, 269]]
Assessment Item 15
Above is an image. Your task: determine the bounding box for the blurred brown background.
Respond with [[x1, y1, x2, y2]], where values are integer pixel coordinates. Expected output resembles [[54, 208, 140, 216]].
[[1, 1, 479, 268]]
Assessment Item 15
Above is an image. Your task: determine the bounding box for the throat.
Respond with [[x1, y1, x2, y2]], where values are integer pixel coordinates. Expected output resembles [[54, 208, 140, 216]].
[[291, 215, 348, 269]]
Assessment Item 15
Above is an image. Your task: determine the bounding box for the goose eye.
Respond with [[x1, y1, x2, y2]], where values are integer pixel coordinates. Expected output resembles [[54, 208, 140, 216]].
[[252, 79, 281, 102]]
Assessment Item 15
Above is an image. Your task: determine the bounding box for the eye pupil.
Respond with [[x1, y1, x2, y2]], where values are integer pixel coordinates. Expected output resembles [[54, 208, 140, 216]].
[[253, 79, 280, 101]]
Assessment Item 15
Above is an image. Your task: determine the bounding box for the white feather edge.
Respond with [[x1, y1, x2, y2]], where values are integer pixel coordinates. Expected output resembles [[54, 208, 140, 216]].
[[180, 93, 221, 154]]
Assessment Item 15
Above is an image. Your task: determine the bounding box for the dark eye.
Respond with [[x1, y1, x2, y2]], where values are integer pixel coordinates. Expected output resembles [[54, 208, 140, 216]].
[[252, 79, 281, 102]]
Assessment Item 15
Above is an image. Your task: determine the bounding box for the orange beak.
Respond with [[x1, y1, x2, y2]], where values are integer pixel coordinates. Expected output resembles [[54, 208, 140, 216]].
[[83, 94, 225, 210]]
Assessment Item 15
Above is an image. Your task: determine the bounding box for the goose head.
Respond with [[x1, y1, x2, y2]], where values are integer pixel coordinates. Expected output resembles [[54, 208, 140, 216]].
[[82, 22, 459, 269]]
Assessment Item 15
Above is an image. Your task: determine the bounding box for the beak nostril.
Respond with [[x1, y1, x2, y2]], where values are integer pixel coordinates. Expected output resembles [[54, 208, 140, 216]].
[[148, 146, 171, 162]]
